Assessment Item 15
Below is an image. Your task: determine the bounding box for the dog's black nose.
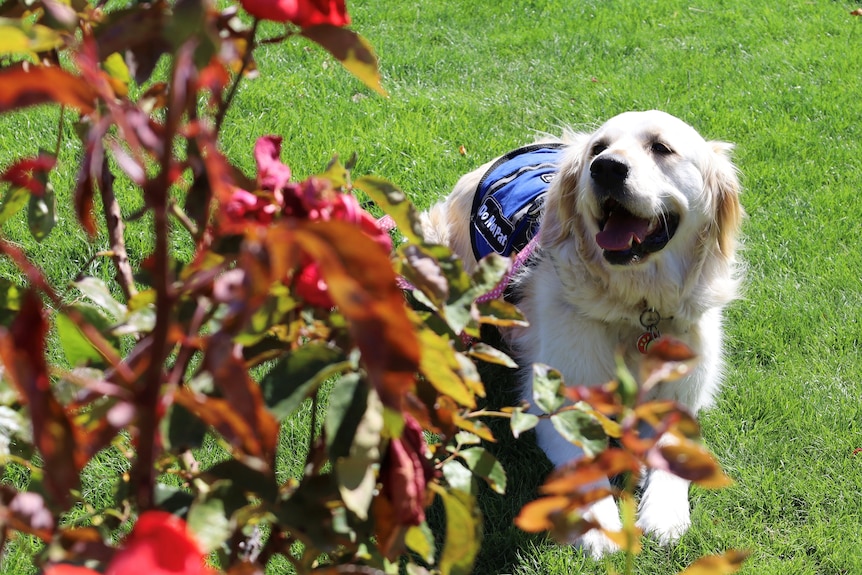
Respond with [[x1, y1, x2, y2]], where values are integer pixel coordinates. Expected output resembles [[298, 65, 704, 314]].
[[590, 156, 629, 188]]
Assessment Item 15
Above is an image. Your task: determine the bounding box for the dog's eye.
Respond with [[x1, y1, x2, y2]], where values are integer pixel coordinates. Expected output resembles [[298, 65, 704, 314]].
[[591, 143, 607, 157], [651, 142, 673, 155]]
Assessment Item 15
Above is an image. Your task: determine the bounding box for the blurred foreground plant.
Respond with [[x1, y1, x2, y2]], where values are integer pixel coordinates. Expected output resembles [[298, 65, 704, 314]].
[[0, 1, 745, 574]]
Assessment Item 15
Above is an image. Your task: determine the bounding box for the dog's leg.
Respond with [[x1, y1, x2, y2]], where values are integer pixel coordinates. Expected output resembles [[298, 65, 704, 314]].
[[635, 434, 692, 543], [533, 417, 622, 558]]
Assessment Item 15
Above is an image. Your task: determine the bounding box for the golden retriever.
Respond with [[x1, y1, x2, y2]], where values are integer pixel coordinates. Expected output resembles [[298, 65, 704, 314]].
[[421, 110, 743, 557]]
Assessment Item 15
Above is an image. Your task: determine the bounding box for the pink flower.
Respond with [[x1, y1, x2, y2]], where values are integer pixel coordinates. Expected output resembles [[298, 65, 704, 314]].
[[253, 136, 291, 193], [238, 0, 350, 27], [44, 511, 215, 575], [380, 415, 435, 526]]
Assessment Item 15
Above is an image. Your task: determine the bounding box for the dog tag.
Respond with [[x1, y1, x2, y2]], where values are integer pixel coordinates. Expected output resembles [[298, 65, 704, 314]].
[[637, 331, 655, 354]]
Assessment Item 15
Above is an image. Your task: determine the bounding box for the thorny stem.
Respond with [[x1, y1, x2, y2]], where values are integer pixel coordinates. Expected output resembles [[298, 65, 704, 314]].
[[215, 19, 260, 132]]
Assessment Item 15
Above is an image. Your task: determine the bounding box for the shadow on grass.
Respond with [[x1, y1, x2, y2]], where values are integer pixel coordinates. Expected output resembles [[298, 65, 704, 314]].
[[427, 326, 555, 575]]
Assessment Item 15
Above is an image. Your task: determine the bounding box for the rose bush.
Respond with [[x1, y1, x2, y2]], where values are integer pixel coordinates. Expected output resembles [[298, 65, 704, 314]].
[[0, 1, 741, 574]]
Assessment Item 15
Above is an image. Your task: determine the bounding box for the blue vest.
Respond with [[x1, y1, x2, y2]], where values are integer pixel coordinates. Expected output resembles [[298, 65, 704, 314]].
[[470, 144, 564, 260]]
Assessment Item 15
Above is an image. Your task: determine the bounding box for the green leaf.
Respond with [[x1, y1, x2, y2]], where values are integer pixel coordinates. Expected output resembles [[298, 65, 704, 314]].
[[441, 460, 474, 495], [469, 254, 512, 297], [436, 486, 482, 575], [187, 496, 231, 553], [74, 277, 127, 320], [0, 186, 29, 226], [161, 402, 208, 451], [532, 363, 566, 414], [27, 182, 56, 241], [319, 154, 350, 188], [55, 304, 119, 368], [354, 175, 424, 244], [405, 522, 435, 565], [325, 373, 383, 520], [112, 305, 156, 336], [457, 447, 507, 495], [260, 343, 349, 420], [153, 484, 194, 516], [418, 327, 476, 408], [301, 26, 387, 96], [616, 353, 639, 408], [509, 408, 540, 439], [102, 52, 131, 96], [204, 459, 278, 502], [550, 409, 608, 458], [0, 279, 23, 311]]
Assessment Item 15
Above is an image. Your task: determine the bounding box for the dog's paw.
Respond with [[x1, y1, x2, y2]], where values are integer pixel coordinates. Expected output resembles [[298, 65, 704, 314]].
[[636, 471, 691, 544], [571, 495, 622, 559]]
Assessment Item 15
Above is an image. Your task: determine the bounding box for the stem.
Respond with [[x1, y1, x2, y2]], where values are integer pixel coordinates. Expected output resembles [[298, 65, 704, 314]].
[[129, 43, 195, 511], [99, 158, 138, 301], [215, 19, 260, 132], [55, 105, 65, 157]]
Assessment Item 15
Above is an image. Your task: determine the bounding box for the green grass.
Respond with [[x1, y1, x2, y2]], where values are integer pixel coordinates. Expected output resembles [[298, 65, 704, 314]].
[[3, 0, 862, 574]]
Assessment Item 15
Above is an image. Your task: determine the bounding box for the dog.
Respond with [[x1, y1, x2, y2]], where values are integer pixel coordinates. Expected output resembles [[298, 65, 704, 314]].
[[420, 110, 743, 557]]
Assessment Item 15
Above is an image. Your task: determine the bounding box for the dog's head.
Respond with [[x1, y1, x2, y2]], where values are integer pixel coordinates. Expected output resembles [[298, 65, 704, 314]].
[[543, 110, 742, 277]]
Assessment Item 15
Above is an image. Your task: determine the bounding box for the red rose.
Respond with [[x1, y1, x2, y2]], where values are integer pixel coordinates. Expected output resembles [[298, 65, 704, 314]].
[[44, 511, 215, 575], [380, 415, 434, 526], [239, 0, 350, 27]]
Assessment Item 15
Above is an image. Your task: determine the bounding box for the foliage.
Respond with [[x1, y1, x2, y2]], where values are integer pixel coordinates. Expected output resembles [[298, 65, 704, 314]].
[[0, 1, 744, 574]]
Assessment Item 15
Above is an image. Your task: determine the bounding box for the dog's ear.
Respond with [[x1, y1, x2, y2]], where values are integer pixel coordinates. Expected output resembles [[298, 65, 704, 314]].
[[706, 141, 744, 259], [541, 132, 590, 246]]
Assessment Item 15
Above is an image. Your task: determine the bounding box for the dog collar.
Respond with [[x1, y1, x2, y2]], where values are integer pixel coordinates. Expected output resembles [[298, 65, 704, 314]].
[[637, 307, 671, 353]]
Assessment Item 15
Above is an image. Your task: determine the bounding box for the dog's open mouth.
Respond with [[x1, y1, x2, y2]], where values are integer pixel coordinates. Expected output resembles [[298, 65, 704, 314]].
[[595, 199, 680, 265]]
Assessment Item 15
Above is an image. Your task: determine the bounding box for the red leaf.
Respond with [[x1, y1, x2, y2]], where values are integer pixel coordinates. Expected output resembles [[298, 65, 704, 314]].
[[646, 441, 733, 489], [173, 337, 279, 467], [515, 494, 599, 542], [0, 154, 56, 195], [539, 448, 641, 496], [0, 64, 97, 114], [0, 291, 85, 506]]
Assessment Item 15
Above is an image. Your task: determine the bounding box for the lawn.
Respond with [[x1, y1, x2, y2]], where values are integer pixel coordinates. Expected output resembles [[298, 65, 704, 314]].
[[2, 0, 862, 574]]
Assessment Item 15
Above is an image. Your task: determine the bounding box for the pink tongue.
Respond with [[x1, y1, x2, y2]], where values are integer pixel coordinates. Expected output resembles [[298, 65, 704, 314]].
[[596, 211, 651, 251]]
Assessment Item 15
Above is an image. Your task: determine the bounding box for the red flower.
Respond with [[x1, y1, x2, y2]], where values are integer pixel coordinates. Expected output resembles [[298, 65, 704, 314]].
[[239, 0, 350, 27], [44, 511, 215, 575], [295, 261, 333, 308], [380, 415, 435, 526]]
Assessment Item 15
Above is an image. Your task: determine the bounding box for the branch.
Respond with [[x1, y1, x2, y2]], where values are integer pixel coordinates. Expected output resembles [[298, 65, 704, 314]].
[[98, 158, 138, 301], [215, 19, 260, 132]]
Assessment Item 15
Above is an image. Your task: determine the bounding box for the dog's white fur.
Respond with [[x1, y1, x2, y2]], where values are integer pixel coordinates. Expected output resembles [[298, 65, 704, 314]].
[[421, 110, 743, 557]]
